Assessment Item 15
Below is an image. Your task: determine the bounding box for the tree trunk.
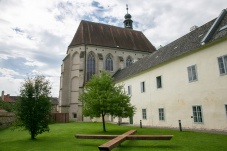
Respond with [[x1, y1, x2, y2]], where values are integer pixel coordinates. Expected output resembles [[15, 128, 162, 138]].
[[31, 132, 35, 140], [102, 113, 106, 132]]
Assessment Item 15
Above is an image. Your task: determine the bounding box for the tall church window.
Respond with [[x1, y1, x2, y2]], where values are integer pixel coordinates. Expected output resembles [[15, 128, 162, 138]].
[[87, 53, 96, 81], [126, 56, 132, 67], [105, 54, 113, 71]]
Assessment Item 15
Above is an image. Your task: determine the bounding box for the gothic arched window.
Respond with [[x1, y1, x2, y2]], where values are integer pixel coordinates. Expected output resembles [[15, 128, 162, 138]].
[[126, 57, 132, 67], [105, 54, 113, 71], [87, 53, 95, 81]]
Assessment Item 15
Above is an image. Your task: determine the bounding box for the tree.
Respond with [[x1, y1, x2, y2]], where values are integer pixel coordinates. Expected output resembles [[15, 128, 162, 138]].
[[79, 71, 135, 132], [15, 75, 52, 139], [0, 98, 15, 112]]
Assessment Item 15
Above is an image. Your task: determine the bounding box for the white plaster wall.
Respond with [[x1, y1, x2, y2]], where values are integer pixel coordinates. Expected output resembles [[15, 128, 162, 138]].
[[117, 40, 227, 131]]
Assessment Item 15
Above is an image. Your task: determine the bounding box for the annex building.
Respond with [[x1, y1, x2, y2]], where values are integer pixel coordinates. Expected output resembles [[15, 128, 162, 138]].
[[59, 8, 227, 131]]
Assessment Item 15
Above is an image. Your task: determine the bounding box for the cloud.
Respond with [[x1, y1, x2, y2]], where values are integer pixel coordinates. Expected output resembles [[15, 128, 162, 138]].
[[0, 68, 20, 78], [0, 0, 226, 97]]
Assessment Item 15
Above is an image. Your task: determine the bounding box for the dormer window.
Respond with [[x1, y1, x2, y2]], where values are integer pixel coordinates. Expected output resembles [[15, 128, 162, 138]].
[[219, 25, 227, 32]]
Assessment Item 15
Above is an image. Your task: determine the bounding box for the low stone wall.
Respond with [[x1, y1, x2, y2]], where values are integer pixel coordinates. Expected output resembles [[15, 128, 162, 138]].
[[0, 112, 15, 129]]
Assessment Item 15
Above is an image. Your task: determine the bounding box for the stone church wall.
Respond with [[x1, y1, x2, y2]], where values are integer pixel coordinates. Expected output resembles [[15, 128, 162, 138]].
[[59, 44, 150, 121]]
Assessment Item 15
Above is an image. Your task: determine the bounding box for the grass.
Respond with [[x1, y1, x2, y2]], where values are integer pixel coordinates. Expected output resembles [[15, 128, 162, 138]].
[[0, 122, 227, 151]]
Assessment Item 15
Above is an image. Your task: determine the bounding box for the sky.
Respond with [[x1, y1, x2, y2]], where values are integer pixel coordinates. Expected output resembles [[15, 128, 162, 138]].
[[0, 0, 226, 97]]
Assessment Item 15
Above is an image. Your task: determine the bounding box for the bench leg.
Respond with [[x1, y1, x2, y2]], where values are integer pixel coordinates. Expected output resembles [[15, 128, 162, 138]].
[[98, 147, 110, 151]]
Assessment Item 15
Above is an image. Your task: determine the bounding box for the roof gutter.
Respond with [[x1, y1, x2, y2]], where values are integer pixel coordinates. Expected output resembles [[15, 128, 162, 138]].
[[201, 9, 227, 45]]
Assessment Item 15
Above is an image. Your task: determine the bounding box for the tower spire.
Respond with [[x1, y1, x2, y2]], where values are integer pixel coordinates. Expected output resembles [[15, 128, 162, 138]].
[[124, 4, 133, 29]]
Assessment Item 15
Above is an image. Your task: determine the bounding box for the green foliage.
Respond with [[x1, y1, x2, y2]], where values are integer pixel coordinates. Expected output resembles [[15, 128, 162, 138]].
[[0, 99, 15, 112], [79, 71, 135, 131], [14, 75, 52, 139]]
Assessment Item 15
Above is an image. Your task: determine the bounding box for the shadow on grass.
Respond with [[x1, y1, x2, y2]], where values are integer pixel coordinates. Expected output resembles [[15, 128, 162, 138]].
[[117, 144, 180, 150], [77, 142, 180, 151]]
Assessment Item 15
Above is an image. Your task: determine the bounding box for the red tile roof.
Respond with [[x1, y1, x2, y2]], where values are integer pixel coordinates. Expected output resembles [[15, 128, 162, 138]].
[[4, 96, 16, 103], [0, 109, 7, 113], [69, 20, 156, 53]]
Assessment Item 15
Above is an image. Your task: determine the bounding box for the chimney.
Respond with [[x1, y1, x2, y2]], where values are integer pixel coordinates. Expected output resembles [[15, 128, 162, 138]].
[[1, 91, 4, 101], [190, 25, 198, 32]]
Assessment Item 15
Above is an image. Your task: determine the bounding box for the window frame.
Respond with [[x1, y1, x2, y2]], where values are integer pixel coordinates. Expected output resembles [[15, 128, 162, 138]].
[[156, 76, 162, 89], [217, 55, 227, 75], [73, 113, 77, 118], [126, 57, 132, 67], [158, 108, 165, 121], [86, 53, 96, 81], [105, 54, 113, 71], [142, 108, 147, 120], [140, 81, 145, 93], [187, 65, 198, 82], [192, 105, 203, 124]]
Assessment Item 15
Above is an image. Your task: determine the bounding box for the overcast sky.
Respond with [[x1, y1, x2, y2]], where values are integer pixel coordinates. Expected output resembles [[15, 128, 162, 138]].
[[0, 0, 226, 97]]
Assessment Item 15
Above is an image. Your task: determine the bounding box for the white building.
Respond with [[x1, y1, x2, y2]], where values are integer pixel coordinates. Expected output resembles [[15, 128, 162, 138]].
[[113, 9, 227, 131], [59, 7, 227, 131]]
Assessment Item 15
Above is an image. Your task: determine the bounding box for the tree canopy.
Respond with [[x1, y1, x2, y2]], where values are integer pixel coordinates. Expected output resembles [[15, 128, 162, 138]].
[[14, 75, 52, 139], [79, 71, 135, 132]]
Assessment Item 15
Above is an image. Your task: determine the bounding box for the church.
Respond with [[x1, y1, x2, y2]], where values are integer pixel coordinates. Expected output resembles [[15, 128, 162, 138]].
[[59, 8, 227, 131]]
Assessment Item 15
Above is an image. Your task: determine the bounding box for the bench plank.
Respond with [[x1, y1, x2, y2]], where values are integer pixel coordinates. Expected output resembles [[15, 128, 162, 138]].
[[98, 130, 136, 151], [126, 135, 173, 140], [76, 134, 117, 139], [76, 134, 173, 140]]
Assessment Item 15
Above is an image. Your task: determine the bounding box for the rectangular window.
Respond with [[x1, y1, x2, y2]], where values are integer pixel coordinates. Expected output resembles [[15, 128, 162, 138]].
[[156, 76, 162, 88], [218, 55, 227, 74], [142, 109, 147, 120], [141, 81, 145, 93], [128, 85, 132, 95], [73, 113, 77, 118], [187, 65, 198, 82], [192, 106, 203, 123], [159, 108, 165, 121]]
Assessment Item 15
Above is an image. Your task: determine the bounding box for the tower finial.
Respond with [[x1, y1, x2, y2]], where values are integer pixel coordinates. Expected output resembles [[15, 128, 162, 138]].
[[124, 4, 133, 29]]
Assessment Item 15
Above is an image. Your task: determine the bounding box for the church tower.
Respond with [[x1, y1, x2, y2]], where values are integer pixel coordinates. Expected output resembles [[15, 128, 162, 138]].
[[124, 4, 133, 29], [58, 7, 156, 121]]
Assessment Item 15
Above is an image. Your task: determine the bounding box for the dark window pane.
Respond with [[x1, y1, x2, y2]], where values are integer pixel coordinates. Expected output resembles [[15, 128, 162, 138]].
[[87, 53, 95, 81], [156, 76, 162, 88], [126, 57, 132, 67], [105, 55, 113, 71], [218, 57, 225, 74]]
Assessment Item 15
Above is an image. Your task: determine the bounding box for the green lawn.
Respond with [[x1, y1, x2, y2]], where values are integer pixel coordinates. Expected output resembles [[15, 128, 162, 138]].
[[0, 122, 227, 151]]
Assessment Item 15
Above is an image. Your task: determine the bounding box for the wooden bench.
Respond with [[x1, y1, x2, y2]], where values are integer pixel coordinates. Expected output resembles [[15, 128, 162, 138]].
[[98, 130, 136, 151], [75, 130, 173, 151]]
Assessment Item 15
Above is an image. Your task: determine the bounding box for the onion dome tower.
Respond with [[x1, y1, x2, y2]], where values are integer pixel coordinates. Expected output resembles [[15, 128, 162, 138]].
[[124, 4, 133, 29]]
